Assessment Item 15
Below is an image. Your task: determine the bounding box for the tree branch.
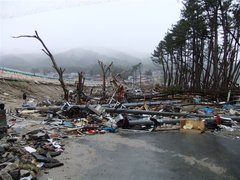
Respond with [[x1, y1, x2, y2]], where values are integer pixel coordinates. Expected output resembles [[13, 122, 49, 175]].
[[12, 35, 37, 39], [13, 31, 69, 101], [42, 49, 50, 56]]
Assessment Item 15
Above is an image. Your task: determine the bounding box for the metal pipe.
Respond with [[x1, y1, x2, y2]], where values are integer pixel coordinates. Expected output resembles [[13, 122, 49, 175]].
[[128, 117, 216, 126], [104, 100, 182, 107], [16, 100, 178, 111], [220, 115, 240, 122], [128, 118, 179, 126], [104, 108, 214, 118]]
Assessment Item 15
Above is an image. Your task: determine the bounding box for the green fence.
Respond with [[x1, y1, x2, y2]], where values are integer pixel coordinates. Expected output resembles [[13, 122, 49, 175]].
[[0, 66, 58, 80]]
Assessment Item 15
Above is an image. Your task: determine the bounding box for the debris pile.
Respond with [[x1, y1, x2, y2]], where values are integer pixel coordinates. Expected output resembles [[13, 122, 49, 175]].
[[1, 92, 240, 179], [0, 128, 65, 179]]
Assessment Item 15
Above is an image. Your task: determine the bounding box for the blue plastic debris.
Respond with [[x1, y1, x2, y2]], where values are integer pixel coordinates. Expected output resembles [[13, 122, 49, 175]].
[[102, 127, 116, 133], [222, 104, 234, 110], [199, 107, 214, 114], [63, 121, 74, 128], [193, 96, 201, 104]]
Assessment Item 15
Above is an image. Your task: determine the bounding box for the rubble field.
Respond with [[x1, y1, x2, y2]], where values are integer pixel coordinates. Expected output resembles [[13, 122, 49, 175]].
[[1, 79, 240, 179]]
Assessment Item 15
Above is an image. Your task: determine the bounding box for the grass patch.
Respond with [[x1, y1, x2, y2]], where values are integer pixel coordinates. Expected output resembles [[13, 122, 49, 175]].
[[6, 80, 29, 90]]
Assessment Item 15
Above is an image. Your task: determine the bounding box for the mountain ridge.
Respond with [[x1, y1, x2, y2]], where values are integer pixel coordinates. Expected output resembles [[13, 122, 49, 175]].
[[0, 48, 153, 73]]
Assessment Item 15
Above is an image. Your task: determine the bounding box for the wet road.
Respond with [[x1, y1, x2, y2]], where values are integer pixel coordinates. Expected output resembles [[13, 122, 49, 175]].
[[39, 131, 240, 180]]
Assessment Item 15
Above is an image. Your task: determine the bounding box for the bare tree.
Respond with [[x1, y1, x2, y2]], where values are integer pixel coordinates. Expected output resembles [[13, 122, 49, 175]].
[[131, 63, 142, 86], [98, 60, 113, 99], [76, 72, 85, 104], [13, 31, 69, 101]]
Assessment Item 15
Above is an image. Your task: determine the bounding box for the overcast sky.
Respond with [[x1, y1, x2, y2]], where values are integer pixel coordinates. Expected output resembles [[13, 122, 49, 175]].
[[0, 0, 182, 56]]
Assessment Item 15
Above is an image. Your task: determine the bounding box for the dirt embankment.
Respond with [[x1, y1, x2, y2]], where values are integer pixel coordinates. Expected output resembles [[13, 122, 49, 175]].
[[0, 79, 69, 110]]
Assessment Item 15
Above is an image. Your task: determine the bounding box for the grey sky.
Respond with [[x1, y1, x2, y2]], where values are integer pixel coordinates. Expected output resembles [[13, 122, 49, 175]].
[[0, 0, 182, 56]]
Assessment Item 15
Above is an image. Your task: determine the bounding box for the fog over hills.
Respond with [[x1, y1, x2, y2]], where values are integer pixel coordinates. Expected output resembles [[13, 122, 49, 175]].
[[0, 48, 155, 74], [0, 55, 31, 70]]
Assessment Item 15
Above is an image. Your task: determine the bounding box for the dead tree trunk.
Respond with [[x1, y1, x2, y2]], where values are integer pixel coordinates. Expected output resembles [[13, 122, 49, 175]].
[[12, 31, 69, 101], [76, 72, 85, 104], [98, 60, 113, 99]]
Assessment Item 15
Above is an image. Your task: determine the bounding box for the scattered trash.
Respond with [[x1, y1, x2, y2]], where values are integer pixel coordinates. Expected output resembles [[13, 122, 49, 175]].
[[180, 119, 205, 133], [102, 127, 116, 133], [198, 107, 214, 114], [1, 84, 240, 180], [22, 99, 37, 108], [24, 146, 37, 153], [0, 104, 7, 138], [220, 125, 234, 132], [61, 102, 71, 111], [193, 96, 201, 104], [63, 121, 74, 128], [222, 104, 234, 111]]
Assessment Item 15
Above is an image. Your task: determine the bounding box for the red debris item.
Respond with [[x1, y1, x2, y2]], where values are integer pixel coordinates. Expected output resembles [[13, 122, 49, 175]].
[[119, 86, 124, 98], [216, 115, 221, 125], [87, 129, 97, 134], [118, 86, 124, 101]]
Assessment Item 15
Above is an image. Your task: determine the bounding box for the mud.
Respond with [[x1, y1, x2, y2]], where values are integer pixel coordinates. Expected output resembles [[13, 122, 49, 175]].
[[38, 132, 240, 180]]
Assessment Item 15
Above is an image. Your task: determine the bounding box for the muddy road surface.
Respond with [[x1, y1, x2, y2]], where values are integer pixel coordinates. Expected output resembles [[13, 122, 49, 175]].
[[39, 131, 240, 180]]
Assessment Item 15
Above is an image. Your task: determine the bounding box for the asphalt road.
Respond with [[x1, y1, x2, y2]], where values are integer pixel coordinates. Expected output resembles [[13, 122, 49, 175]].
[[39, 131, 240, 180]]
